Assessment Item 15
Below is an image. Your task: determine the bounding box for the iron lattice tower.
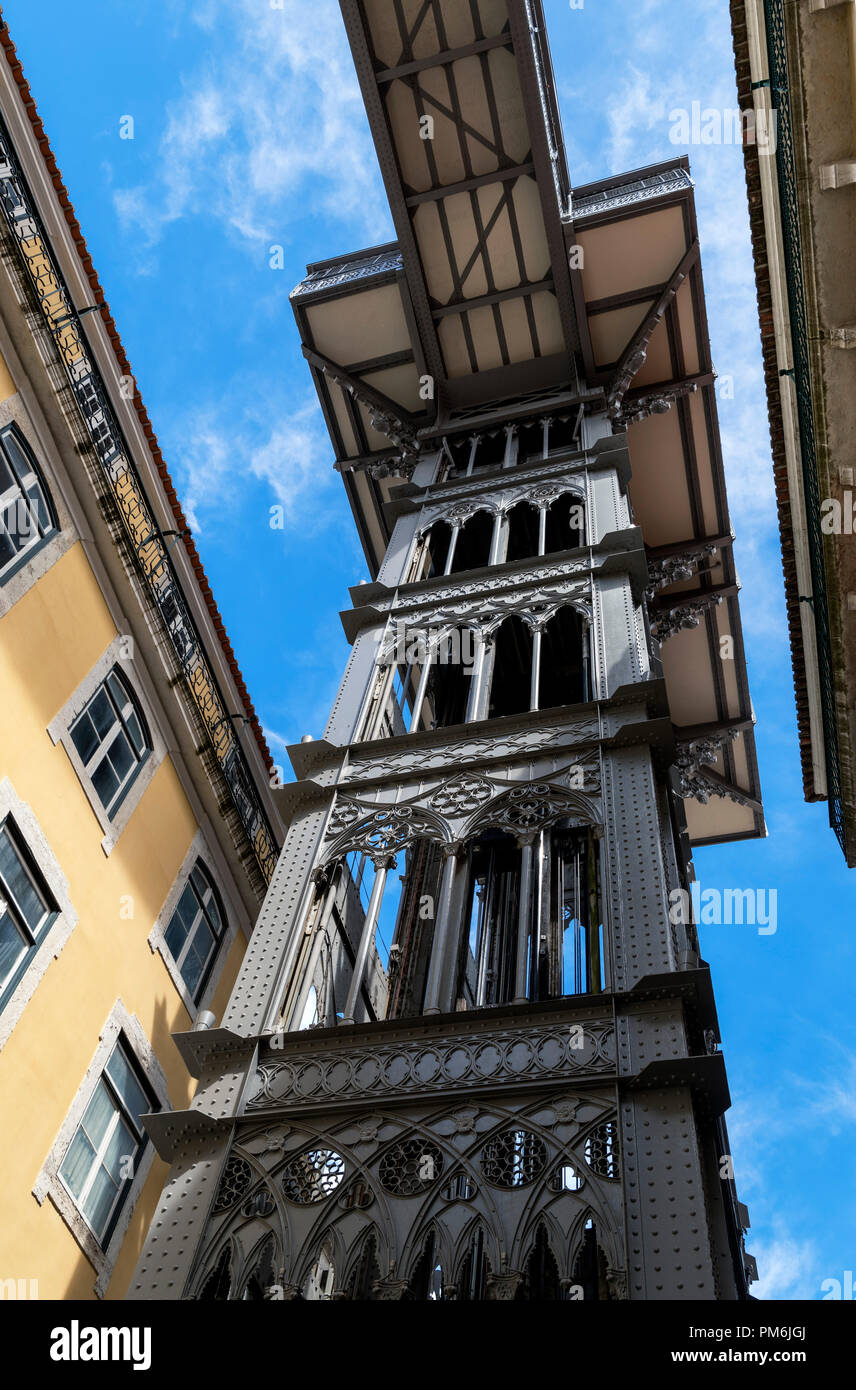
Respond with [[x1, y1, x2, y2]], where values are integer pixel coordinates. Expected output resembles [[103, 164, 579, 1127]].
[[129, 0, 762, 1302]]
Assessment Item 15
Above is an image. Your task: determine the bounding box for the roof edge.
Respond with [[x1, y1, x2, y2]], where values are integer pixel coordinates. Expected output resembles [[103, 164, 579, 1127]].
[[0, 10, 272, 772]]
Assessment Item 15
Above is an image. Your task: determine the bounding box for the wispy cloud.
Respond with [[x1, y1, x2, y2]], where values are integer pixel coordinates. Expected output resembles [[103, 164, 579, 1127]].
[[166, 389, 337, 537], [751, 1227, 821, 1301], [114, 0, 391, 253]]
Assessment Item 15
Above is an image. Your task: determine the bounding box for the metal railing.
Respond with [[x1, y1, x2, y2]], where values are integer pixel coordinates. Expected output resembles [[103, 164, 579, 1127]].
[[0, 116, 280, 885]]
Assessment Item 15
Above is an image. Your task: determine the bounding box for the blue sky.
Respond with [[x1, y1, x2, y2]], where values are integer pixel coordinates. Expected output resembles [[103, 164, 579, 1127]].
[[8, 0, 854, 1299]]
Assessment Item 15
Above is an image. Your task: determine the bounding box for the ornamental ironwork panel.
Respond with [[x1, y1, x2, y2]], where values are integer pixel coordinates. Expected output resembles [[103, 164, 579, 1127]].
[[281, 1149, 345, 1205], [584, 1121, 620, 1181], [291, 249, 404, 300], [573, 167, 693, 219], [212, 1155, 252, 1213], [479, 1130, 548, 1188], [378, 1139, 444, 1196], [0, 118, 279, 885], [248, 1016, 616, 1113]]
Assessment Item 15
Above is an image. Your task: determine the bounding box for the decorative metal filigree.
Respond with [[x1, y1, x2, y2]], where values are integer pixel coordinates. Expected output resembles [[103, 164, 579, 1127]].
[[326, 800, 361, 837], [646, 545, 717, 598], [429, 775, 493, 818], [317, 362, 419, 472], [503, 785, 557, 829], [241, 1188, 275, 1219], [327, 805, 445, 867], [442, 1174, 478, 1201], [281, 1149, 345, 1205], [573, 166, 692, 218], [548, 1163, 584, 1193], [584, 1122, 620, 1180], [612, 382, 698, 430], [479, 1130, 547, 1188], [472, 782, 592, 843], [449, 1107, 479, 1135], [551, 1098, 579, 1125], [212, 1155, 252, 1213], [291, 250, 404, 298], [651, 594, 722, 643], [339, 1180, 374, 1210], [378, 1139, 444, 1196], [526, 482, 580, 511], [674, 731, 752, 806]]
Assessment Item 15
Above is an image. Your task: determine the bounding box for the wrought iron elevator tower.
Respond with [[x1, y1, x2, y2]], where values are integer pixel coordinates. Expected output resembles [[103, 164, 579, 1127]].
[[130, 0, 763, 1302]]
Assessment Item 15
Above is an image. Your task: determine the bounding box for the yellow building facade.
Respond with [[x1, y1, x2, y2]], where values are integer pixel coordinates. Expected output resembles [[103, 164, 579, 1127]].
[[0, 27, 281, 1298]]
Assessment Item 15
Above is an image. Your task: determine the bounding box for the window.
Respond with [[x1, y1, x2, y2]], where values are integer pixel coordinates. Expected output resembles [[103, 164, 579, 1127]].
[[163, 862, 227, 1003], [69, 667, 150, 820], [49, 639, 166, 854], [33, 1001, 167, 1295], [57, 1038, 156, 1247], [0, 816, 58, 1012], [149, 832, 240, 1016], [0, 422, 58, 584], [459, 832, 521, 1009]]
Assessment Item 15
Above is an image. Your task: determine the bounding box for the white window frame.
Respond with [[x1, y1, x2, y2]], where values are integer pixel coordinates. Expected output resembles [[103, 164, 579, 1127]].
[[0, 778, 78, 1050], [148, 829, 240, 1019], [33, 999, 168, 1298], [47, 636, 166, 856], [0, 399, 76, 618], [68, 665, 150, 821]]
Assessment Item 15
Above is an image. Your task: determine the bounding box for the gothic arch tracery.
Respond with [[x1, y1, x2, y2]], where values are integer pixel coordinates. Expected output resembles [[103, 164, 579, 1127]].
[[322, 801, 449, 868], [464, 782, 600, 845]]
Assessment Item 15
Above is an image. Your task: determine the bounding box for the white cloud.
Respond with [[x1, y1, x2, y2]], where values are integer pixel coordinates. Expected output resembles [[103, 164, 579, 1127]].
[[114, 0, 391, 253], [167, 391, 337, 536], [752, 1229, 820, 1301]]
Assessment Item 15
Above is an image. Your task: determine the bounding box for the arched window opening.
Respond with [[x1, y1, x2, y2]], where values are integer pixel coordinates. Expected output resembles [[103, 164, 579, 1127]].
[[337, 850, 404, 1024], [458, 1227, 490, 1301], [418, 520, 454, 580], [522, 1224, 561, 1300], [516, 419, 544, 463], [0, 422, 58, 584], [386, 838, 444, 1021], [446, 436, 470, 474], [333, 837, 442, 1026], [535, 822, 603, 1000], [505, 502, 540, 564], [371, 634, 430, 740], [242, 1235, 277, 1301], [197, 1246, 232, 1301], [538, 607, 588, 710], [374, 848, 407, 975], [572, 1220, 612, 1301], [458, 831, 521, 1009], [347, 1233, 381, 1301], [545, 414, 579, 457], [424, 628, 474, 730], [305, 1242, 336, 1301], [390, 662, 417, 731], [409, 1232, 444, 1300], [544, 494, 585, 553], [449, 510, 494, 574], [488, 616, 532, 719], [470, 430, 507, 472]]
